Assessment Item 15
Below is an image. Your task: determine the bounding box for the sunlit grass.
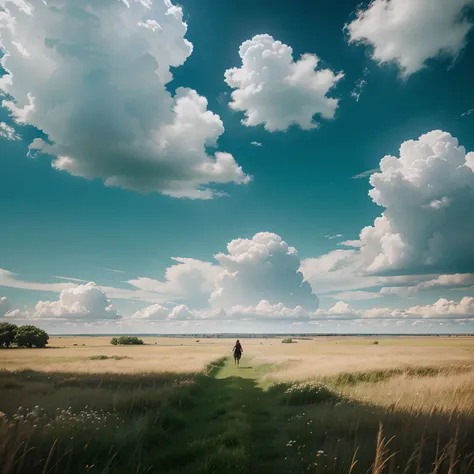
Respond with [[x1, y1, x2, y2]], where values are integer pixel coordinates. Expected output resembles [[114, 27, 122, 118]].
[[1, 336, 474, 473]]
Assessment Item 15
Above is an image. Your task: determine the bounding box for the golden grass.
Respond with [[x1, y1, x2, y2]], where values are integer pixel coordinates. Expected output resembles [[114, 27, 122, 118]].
[[333, 371, 474, 416], [1, 336, 474, 473], [248, 336, 474, 380], [0, 336, 228, 373]]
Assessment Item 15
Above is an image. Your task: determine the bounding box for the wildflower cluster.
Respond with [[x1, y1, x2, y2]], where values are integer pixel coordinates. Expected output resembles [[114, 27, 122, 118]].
[[6, 406, 122, 431], [11, 406, 47, 426], [283, 381, 337, 405]]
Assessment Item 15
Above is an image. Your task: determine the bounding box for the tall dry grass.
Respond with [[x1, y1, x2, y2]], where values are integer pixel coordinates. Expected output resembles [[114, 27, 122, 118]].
[[1, 336, 474, 473]]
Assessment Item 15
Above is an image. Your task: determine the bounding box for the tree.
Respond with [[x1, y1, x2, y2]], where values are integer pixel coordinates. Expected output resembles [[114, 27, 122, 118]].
[[15, 325, 49, 348], [110, 336, 144, 345], [0, 322, 18, 348]]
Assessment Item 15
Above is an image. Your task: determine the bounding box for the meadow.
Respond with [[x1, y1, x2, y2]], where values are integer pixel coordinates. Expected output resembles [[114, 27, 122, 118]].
[[1, 336, 474, 473]]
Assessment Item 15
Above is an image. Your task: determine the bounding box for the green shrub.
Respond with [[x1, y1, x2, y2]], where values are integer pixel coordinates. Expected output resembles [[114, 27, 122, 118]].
[[89, 355, 130, 360], [14, 325, 49, 348], [281, 338, 295, 344], [110, 336, 144, 345], [0, 322, 18, 348]]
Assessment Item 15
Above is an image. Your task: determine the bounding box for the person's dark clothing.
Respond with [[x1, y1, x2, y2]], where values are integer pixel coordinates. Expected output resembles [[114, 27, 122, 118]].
[[233, 342, 242, 357]]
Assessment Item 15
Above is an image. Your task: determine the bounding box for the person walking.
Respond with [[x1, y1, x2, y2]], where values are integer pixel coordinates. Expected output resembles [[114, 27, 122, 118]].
[[233, 339, 243, 366]]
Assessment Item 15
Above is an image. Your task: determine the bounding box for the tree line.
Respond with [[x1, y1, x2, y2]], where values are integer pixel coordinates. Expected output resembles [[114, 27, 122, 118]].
[[0, 323, 49, 348]]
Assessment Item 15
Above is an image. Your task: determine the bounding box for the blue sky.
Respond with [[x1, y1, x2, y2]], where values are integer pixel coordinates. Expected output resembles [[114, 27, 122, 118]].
[[1, 0, 474, 334]]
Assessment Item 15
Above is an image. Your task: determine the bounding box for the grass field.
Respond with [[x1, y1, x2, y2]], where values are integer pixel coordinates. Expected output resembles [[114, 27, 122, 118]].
[[1, 336, 474, 473]]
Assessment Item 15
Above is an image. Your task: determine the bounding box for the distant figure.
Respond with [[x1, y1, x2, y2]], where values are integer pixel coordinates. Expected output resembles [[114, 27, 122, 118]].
[[233, 339, 243, 366]]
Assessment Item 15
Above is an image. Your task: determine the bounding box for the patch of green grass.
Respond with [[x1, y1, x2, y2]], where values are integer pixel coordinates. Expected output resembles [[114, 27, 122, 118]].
[[88, 355, 131, 360]]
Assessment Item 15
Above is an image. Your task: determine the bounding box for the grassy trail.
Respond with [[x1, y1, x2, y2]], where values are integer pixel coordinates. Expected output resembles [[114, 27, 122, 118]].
[[158, 357, 292, 474]]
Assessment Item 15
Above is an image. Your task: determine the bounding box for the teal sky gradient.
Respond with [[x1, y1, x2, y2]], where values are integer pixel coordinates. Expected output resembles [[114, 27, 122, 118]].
[[1, 0, 474, 333]]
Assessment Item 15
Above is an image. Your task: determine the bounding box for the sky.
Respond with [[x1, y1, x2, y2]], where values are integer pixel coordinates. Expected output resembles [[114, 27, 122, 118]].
[[1, 0, 474, 334]]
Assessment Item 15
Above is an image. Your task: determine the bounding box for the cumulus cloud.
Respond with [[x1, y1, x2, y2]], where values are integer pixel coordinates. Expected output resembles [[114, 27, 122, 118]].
[[7, 282, 121, 320], [210, 232, 318, 310], [0, 0, 249, 199], [224, 34, 343, 132], [301, 249, 381, 293], [401, 297, 474, 319], [357, 130, 474, 274], [127, 257, 221, 307], [0, 296, 12, 317], [251, 141, 263, 147], [129, 303, 169, 321], [227, 301, 314, 321], [1, 257, 220, 306], [0, 121, 19, 140], [317, 297, 474, 320], [347, 0, 474, 76], [303, 131, 474, 296]]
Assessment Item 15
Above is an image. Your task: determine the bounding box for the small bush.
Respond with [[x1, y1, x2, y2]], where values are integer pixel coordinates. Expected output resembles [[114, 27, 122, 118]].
[[281, 338, 296, 344], [373, 340, 379, 345], [110, 336, 144, 346]]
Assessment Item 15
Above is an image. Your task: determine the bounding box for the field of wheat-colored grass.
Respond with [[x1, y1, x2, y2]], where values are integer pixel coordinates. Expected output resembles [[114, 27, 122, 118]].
[[0, 336, 229, 373], [1, 335, 474, 473]]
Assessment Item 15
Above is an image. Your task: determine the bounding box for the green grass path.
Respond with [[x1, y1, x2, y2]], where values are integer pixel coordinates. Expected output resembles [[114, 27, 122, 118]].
[[157, 357, 293, 474]]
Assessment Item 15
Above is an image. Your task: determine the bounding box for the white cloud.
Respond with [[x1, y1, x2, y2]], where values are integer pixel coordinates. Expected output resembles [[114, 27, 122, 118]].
[[130, 303, 169, 321], [224, 34, 343, 132], [0, 121, 19, 140], [303, 131, 474, 296], [210, 232, 318, 310], [381, 273, 474, 296], [347, 0, 474, 77], [402, 297, 474, 319], [127, 257, 220, 307], [6, 282, 121, 321], [351, 168, 379, 180], [358, 131, 474, 274], [167, 304, 196, 321], [1, 257, 221, 306], [327, 301, 356, 316], [350, 68, 369, 101], [102, 268, 125, 274], [227, 300, 314, 321], [350, 79, 366, 101], [461, 107, 474, 118], [300, 249, 379, 293], [0, 296, 12, 317], [0, 268, 76, 293], [251, 141, 263, 147], [318, 297, 474, 320], [0, 0, 249, 199], [328, 291, 383, 301], [54, 275, 89, 283], [325, 234, 344, 240]]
